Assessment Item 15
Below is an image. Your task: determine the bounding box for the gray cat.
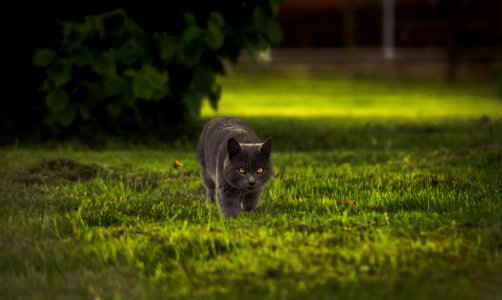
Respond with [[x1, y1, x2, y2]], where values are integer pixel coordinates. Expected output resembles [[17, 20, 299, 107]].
[[196, 117, 273, 219]]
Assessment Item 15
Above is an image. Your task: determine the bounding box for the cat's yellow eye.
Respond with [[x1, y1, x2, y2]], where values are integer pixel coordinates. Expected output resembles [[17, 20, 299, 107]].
[[239, 168, 247, 174], [257, 167, 264, 174]]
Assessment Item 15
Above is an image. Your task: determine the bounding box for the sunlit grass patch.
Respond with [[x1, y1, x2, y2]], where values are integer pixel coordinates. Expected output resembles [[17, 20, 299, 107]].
[[202, 74, 502, 120]]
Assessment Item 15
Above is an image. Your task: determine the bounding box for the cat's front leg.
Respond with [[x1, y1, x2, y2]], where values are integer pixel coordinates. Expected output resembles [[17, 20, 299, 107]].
[[240, 189, 262, 212], [200, 167, 216, 202], [217, 187, 241, 219]]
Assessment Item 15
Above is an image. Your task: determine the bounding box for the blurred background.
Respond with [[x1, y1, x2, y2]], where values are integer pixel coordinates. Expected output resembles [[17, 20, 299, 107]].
[[1, 0, 501, 145], [240, 0, 502, 81]]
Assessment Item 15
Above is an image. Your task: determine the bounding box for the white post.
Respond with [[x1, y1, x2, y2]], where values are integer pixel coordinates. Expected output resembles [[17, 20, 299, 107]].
[[383, 0, 395, 59]]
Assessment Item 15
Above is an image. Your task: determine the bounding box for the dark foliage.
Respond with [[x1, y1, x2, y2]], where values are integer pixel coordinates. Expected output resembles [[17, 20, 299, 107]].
[[0, 1, 282, 145]]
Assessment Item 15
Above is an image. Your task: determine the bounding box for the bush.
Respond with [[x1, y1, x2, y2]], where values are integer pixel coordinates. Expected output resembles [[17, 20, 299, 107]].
[[1, 1, 282, 144]]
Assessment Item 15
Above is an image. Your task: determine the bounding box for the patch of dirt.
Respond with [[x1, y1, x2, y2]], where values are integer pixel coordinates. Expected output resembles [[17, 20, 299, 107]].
[[14, 158, 106, 185]]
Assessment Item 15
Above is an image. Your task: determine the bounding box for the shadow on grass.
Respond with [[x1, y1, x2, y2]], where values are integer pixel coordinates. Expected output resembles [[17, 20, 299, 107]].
[[203, 116, 500, 151]]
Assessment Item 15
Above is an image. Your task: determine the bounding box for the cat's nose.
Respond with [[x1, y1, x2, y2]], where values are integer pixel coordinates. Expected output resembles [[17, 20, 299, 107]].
[[248, 177, 256, 186], [249, 181, 255, 186]]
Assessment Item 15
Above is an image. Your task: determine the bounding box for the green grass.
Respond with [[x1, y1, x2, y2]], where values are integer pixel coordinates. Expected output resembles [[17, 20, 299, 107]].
[[1, 73, 502, 299]]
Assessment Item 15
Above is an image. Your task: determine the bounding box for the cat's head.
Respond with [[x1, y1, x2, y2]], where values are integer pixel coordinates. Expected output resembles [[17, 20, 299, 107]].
[[223, 137, 273, 191]]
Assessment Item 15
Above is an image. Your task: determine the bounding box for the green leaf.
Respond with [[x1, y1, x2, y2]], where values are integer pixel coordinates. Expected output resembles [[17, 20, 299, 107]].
[[269, 0, 282, 14], [69, 47, 94, 67], [116, 41, 134, 65], [160, 42, 178, 61], [123, 68, 136, 78], [154, 33, 179, 62], [208, 12, 225, 28], [252, 7, 283, 44], [39, 79, 52, 92], [208, 83, 221, 110], [183, 13, 197, 26], [267, 21, 283, 44], [192, 67, 214, 93], [107, 101, 123, 118], [182, 26, 203, 44], [92, 15, 106, 39], [62, 21, 73, 38], [132, 65, 169, 100], [131, 77, 150, 99], [33, 49, 56, 67], [205, 27, 224, 50], [92, 53, 115, 76], [183, 46, 202, 66], [47, 59, 72, 86], [103, 75, 128, 97], [129, 22, 147, 43], [45, 88, 69, 113], [182, 93, 203, 118], [101, 9, 127, 38], [56, 105, 77, 127], [252, 7, 269, 31], [75, 16, 95, 39], [244, 32, 269, 51], [78, 104, 91, 120], [123, 92, 135, 107]]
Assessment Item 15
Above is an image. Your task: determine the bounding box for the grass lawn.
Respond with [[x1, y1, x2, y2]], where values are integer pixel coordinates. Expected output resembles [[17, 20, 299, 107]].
[[1, 73, 502, 299]]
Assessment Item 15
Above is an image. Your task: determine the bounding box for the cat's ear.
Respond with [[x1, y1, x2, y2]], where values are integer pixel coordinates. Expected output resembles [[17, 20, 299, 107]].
[[227, 137, 242, 158], [260, 138, 272, 156]]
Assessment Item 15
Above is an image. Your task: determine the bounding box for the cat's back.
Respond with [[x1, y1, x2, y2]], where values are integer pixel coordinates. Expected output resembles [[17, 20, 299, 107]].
[[204, 117, 258, 143], [197, 117, 259, 163]]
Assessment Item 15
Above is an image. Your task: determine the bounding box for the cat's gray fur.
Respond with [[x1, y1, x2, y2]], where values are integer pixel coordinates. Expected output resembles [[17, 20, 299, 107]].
[[196, 117, 272, 219]]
